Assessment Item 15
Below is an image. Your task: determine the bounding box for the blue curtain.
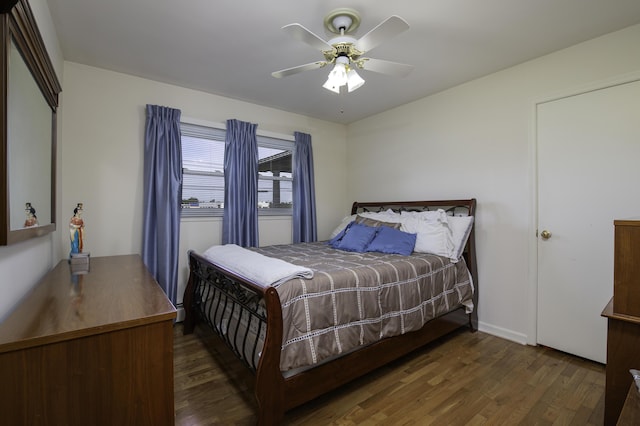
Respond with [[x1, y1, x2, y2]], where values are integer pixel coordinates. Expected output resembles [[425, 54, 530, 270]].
[[292, 131, 317, 243], [222, 119, 259, 247], [142, 104, 182, 305]]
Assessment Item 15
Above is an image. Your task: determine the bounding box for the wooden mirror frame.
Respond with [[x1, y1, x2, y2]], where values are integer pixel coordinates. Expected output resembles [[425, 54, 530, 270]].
[[1, 0, 61, 245]]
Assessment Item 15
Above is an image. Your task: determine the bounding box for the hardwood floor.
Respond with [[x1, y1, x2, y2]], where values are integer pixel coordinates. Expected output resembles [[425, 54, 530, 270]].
[[173, 323, 605, 425]]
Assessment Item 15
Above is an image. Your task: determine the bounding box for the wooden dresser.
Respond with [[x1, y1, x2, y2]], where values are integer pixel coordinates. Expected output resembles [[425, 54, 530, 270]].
[[602, 219, 640, 425], [0, 254, 176, 425]]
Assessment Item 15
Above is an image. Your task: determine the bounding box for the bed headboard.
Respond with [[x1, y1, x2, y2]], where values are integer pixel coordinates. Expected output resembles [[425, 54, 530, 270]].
[[351, 199, 476, 217]]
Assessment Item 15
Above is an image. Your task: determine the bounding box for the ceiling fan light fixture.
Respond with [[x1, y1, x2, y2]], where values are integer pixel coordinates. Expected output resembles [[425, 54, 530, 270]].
[[323, 56, 359, 93]]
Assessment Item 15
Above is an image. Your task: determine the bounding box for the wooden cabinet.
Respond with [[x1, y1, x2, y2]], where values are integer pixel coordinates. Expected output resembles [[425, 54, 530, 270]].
[[602, 219, 640, 425], [0, 255, 176, 425], [614, 219, 640, 317], [602, 301, 640, 425]]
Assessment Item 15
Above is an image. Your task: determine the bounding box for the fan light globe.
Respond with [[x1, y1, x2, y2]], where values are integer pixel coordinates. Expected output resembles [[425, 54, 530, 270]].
[[322, 63, 347, 93], [346, 68, 365, 92], [330, 62, 348, 85], [322, 79, 340, 93]]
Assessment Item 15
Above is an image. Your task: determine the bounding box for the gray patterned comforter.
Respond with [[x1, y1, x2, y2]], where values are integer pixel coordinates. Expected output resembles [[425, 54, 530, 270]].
[[252, 242, 474, 371]]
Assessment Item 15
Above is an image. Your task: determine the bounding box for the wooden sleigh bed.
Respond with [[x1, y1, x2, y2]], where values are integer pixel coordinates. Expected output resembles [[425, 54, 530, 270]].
[[183, 199, 478, 425]]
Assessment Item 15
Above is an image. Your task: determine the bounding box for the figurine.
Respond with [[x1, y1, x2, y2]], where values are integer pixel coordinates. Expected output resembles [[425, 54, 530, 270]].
[[69, 203, 85, 256], [24, 202, 38, 227]]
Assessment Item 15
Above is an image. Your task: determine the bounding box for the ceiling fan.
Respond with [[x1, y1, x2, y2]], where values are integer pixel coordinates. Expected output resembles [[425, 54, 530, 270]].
[[271, 8, 413, 93]]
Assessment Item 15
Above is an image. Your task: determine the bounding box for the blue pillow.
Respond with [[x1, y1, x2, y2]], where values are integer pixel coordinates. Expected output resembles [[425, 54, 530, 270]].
[[330, 223, 378, 253], [328, 220, 355, 246], [366, 226, 417, 256]]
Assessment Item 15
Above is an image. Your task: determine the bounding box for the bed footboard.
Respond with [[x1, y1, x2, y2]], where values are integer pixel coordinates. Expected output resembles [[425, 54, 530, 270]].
[[184, 251, 268, 372], [183, 250, 287, 424]]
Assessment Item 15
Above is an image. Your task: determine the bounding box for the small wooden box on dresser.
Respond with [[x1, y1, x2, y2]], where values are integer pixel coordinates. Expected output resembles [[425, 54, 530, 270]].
[[0, 255, 177, 425], [602, 219, 640, 425]]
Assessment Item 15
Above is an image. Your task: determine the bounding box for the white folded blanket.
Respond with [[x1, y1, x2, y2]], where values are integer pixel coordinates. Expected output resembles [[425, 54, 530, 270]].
[[202, 244, 314, 288]]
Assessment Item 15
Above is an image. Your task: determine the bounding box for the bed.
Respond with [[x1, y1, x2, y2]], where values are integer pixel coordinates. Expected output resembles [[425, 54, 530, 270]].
[[183, 199, 478, 425]]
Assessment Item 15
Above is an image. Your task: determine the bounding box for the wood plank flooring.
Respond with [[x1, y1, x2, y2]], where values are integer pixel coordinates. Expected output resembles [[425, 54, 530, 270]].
[[173, 323, 605, 425]]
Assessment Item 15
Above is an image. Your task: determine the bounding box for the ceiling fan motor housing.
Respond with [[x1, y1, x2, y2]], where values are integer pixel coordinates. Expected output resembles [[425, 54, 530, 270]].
[[323, 34, 363, 63]]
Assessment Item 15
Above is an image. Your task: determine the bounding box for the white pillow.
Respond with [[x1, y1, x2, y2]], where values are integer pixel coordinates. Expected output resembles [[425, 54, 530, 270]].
[[400, 209, 446, 222], [359, 209, 402, 223], [329, 214, 357, 239], [448, 215, 474, 260], [400, 217, 455, 258]]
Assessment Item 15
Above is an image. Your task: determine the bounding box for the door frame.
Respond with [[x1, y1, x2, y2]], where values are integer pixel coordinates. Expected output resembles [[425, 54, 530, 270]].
[[527, 70, 640, 346]]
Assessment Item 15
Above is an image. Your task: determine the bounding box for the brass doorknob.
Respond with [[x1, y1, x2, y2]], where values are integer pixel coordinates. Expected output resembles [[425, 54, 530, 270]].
[[540, 230, 552, 240]]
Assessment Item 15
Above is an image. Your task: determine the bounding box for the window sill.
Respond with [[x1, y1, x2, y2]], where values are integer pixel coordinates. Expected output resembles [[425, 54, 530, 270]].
[[180, 209, 292, 220]]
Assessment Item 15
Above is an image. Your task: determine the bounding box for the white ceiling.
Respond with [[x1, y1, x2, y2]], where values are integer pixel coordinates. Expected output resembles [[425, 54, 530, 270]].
[[45, 0, 640, 124]]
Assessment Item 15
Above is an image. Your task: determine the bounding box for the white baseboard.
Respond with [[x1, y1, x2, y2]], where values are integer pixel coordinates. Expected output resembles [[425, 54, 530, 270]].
[[477, 321, 528, 346], [175, 305, 185, 323]]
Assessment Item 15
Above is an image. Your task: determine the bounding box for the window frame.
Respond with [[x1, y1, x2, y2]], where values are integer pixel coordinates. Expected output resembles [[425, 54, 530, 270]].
[[180, 119, 295, 219]]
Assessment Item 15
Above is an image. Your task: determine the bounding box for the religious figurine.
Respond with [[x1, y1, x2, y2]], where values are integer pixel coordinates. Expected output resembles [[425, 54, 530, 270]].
[[24, 202, 38, 227], [69, 203, 85, 256]]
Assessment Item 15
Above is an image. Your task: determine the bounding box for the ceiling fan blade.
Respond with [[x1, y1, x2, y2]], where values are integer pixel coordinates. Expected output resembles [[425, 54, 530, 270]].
[[356, 15, 410, 53], [272, 61, 327, 78], [359, 58, 414, 77], [282, 23, 333, 51]]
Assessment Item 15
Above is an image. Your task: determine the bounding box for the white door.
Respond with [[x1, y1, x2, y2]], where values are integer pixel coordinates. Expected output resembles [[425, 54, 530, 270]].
[[537, 79, 640, 363]]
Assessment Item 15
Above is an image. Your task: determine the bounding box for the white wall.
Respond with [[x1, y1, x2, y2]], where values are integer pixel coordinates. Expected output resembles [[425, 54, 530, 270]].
[[0, 0, 64, 320], [58, 62, 348, 309], [346, 23, 640, 344]]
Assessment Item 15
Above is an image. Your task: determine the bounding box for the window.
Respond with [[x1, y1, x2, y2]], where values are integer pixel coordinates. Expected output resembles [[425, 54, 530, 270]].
[[181, 122, 294, 217]]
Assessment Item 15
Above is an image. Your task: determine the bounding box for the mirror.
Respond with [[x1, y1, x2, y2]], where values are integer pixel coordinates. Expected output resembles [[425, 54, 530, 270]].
[[8, 37, 52, 231], [1, 0, 61, 245]]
